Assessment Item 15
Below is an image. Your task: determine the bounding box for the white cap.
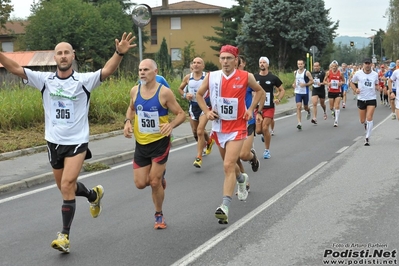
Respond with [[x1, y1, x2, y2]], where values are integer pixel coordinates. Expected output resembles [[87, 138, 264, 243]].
[[330, 60, 339, 67], [259, 56, 269, 65]]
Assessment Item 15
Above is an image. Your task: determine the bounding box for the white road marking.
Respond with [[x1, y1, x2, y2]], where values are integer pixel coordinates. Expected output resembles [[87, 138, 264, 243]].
[[336, 146, 349, 153], [170, 161, 328, 266]]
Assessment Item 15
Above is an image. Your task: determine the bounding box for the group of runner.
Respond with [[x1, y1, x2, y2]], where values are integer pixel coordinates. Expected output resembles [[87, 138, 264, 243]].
[[3, 32, 399, 254], [296, 58, 399, 146]]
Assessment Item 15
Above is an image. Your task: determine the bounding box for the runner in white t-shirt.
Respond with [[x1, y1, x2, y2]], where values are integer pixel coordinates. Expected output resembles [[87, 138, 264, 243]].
[[0, 32, 136, 253], [388, 65, 399, 120], [350, 58, 380, 146]]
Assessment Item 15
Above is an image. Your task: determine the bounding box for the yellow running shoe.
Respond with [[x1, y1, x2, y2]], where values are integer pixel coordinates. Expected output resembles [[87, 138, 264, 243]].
[[193, 157, 202, 168], [205, 139, 215, 155], [89, 185, 104, 218], [51, 232, 70, 253]]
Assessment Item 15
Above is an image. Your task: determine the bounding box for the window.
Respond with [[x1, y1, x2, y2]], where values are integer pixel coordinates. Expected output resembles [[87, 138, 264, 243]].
[[151, 17, 157, 45], [171, 48, 181, 61], [170, 17, 181, 30], [2, 42, 13, 52]]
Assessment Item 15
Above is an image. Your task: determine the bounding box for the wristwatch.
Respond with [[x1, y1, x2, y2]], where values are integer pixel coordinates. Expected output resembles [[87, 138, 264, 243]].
[[124, 118, 131, 124], [115, 50, 124, 56], [257, 111, 262, 115]]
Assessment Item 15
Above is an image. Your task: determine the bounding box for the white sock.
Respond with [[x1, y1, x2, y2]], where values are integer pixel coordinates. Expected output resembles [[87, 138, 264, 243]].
[[366, 120, 373, 138], [335, 110, 340, 122]]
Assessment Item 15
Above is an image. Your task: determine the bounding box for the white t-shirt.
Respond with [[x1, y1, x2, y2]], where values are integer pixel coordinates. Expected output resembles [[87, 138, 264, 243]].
[[390, 69, 399, 98], [351, 70, 379, 101], [294, 69, 308, 94], [24, 68, 102, 145]]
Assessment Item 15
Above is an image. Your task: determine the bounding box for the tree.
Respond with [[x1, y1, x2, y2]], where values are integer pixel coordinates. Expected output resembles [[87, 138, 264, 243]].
[[236, 0, 338, 71], [24, 0, 135, 69], [384, 0, 399, 60], [155, 37, 171, 77], [0, 0, 13, 29], [203, 0, 250, 57]]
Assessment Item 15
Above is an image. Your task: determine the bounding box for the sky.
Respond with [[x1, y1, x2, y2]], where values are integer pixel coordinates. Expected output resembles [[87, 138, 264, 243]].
[[10, 0, 389, 37]]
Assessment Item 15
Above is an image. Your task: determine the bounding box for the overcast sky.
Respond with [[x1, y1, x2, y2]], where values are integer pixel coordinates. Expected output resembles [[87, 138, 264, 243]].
[[10, 0, 389, 37]]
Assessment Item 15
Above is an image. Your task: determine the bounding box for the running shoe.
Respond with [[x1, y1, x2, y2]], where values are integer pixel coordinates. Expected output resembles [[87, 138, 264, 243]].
[[333, 121, 338, 127], [261, 135, 264, 142], [392, 114, 396, 120], [263, 149, 271, 159], [193, 157, 202, 168], [306, 111, 311, 120], [51, 232, 70, 253], [202, 148, 207, 157], [364, 138, 370, 146], [205, 139, 215, 155], [311, 118, 317, 124], [215, 204, 229, 224], [323, 113, 327, 120], [297, 123, 302, 130], [154, 214, 167, 229], [236, 178, 251, 195], [89, 185, 104, 218], [237, 173, 249, 201], [250, 148, 260, 172], [270, 130, 274, 136], [342, 103, 346, 108], [331, 110, 335, 118]]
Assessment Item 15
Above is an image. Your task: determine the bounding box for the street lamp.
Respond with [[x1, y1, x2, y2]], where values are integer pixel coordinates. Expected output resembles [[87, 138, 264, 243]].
[[371, 29, 383, 61], [371, 29, 381, 61], [365, 33, 376, 63]]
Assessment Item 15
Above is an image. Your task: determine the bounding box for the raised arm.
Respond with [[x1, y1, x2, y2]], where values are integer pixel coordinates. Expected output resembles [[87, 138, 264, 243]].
[[101, 32, 137, 81], [0, 53, 26, 80]]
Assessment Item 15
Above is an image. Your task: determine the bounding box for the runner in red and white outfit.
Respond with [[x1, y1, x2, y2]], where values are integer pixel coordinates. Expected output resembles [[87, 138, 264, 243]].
[[196, 45, 264, 225], [323, 60, 345, 127], [350, 58, 380, 146]]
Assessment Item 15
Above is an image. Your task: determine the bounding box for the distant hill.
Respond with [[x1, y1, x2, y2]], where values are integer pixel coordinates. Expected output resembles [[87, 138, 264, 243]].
[[333, 36, 370, 49]]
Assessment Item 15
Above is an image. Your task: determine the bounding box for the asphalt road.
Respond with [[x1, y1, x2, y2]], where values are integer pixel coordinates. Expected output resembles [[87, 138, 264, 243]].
[[1, 98, 397, 266]]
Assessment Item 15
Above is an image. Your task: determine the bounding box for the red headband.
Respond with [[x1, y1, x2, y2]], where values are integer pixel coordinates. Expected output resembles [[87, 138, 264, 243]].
[[220, 45, 239, 57]]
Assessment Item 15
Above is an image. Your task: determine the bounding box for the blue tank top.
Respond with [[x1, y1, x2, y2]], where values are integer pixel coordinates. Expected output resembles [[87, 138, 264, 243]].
[[245, 86, 255, 125]]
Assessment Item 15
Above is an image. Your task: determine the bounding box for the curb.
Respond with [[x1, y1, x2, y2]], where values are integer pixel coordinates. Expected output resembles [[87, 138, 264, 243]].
[[0, 135, 196, 195], [0, 130, 125, 162], [0, 107, 296, 196]]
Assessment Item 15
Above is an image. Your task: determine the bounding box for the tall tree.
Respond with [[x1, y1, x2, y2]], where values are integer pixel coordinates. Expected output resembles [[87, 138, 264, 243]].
[[0, 0, 13, 29], [203, 0, 250, 57], [236, 0, 338, 71], [155, 37, 171, 77], [24, 0, 134, 69], [384, 0, 399, 60]]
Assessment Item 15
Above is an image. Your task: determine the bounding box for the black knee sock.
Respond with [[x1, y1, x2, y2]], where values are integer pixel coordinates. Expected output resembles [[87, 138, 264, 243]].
[[61, 199, 76, 236], [75, 182, 96, 202]]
